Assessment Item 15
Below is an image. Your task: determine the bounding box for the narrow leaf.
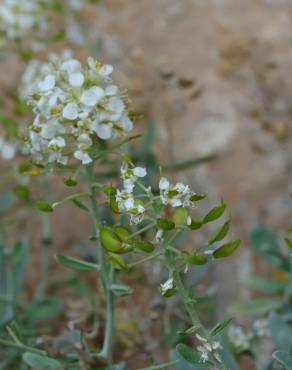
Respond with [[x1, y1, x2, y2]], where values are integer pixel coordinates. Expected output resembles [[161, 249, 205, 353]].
[[203, 201, 226, 224], [209, 221, 230, 244], [35, 200, 53, 213], [213, 239, 240, 258], [22, 352, 61, 370], [55, 254, 99, 271]]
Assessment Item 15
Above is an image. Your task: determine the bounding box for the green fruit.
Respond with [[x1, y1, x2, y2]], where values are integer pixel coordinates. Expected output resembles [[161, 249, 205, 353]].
[[100, 227, 123, 253]]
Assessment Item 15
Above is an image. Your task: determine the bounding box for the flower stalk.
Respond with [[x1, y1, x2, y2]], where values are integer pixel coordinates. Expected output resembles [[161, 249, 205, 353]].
[[86, 162, 115, 366]]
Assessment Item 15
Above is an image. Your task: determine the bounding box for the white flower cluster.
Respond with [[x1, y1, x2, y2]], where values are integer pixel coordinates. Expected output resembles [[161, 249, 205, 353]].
[[196, 334, 222, 363], [0, 0, 47, 43], [115, 162, 147, 225], [253, 319, 270, 337], [0, 137, 17, 160], [24, 53, 133, 165], [159, 177, 196, 208], [227, 324, 252, 352]]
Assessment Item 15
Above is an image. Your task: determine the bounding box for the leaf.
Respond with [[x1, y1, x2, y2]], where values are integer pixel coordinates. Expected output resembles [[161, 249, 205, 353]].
[[54, 254, 99, 271], [133, 240, 155, 253], [14, 186, 31, 201], [22, 352, 61, 370], [63, 177, 77, 187], [250, 225, 290, 271], [213, 239, 240, 258], [189, 194, 207, 202], [203, 201, 226, 224], [157, 218, 175, 231], [110, 284, 133, 297], [185, 253, 208, 265], [243, 276, 286, 294], [210, 318, 233, 337], [107, 253, 128, 270], [35, 200, 53, 213], [71, 199, 90, 213], [268, 312, 292, 352], [230, 299, 282, 316], [272, 350, 292, 370], [6, 321, 22, 344], [188, 218, 203, 230], [26, 298, 62, 324], [176, 343, 213, 367], [209, 221, 230, 244]]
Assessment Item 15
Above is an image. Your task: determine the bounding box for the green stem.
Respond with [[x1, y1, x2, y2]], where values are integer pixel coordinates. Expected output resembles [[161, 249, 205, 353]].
[[86, 163, 114, 367], [129, 251, 163, 268], [129, 222, 156, 239], [36, 207, 52, 299], [137, 360, 179, 370], [0, 338, 47, 356], [165, 248, 227, 370]]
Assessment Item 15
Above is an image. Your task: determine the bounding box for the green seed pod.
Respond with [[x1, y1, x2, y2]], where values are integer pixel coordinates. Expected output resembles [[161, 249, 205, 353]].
[[100, 227, 123, 253], [173, 207, 188, 225], [185, 253, 207, 265], [134, 240, 155, 253], [113, 227, 130, 241], [107, 253, 128, 270]]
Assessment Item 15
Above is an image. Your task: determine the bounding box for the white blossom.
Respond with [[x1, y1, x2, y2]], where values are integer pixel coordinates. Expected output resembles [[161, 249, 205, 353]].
[[253, 319, 270, 337], [160, 277, 174, 294], [227, 324, 252, 352], [22, 53, 134, 165], [0, 0, 47, 43], [196, 334, 222, 364], [114, 162, 147, 225], [159, 177, 197, 208]]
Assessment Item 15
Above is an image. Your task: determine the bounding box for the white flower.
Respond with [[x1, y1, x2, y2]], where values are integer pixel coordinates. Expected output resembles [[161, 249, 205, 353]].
[[99, 64, 113, 77], [253, 319, 270, 337], [48, 136, 65, 149], [38, 75, 56, 92], [0, 0, 47, 45], [133, 167, 147, 178], [123, 179, 135, 193], [63, 102, 79, 120], [159, 177, 196, 208], [120, 162, 147, 183], [159, 177, 170, 190], [23, 53, 134, 165], [196, 334, 222, 364], [80, 86, 104, 107], [227, 325, 251, 352], [160, 277, 174, 294], [94, 123, 112, 140], [197, 346, 209, 363], [155, 229, 164, 243], [69, 72, 84, 87], [73, 150, 92, 164]]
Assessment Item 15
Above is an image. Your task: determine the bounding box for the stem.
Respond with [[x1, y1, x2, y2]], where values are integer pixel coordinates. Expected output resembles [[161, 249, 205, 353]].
[[86, 163, 114, 367], [137, 360, 179, 370], [128, 222, 156, 239], [164, 248, 227, 370], [37, 213, 52, 299], [0, 338, 47, 356], [129, 251, 163, 268]]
